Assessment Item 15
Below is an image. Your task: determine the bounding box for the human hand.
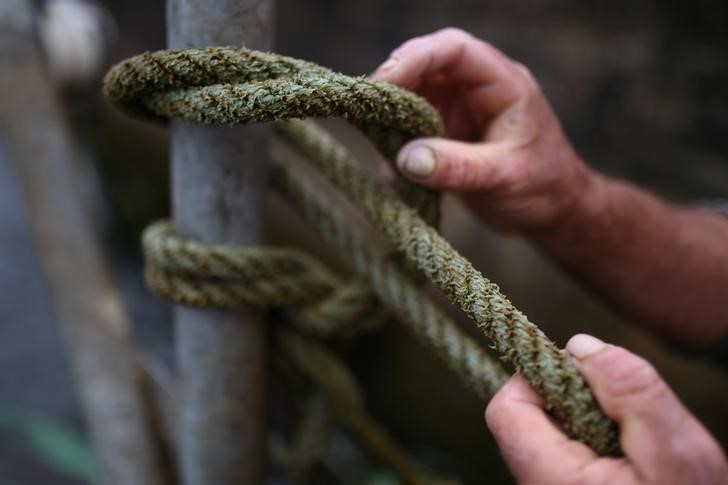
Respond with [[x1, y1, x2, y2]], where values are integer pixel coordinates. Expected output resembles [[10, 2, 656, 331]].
[[485, 334, 728, 484], [371, 28, 598, 234]]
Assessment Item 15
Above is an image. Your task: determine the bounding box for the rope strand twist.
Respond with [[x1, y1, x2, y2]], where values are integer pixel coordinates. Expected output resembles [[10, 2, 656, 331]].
[[104, 47, 621, 463]]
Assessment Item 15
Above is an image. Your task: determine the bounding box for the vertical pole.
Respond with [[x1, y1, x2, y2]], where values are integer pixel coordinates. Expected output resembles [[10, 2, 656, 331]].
[[0, 1, 169, 484], [166, 1, 274, 484]]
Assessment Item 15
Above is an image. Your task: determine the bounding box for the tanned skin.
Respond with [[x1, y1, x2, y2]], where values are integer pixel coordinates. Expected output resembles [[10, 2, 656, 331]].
[[373, 28, 728, 484]]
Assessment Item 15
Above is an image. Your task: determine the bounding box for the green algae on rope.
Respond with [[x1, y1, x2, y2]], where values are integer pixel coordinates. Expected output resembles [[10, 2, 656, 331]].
[[103, 47, 443, 137], [103, 46, 443, 222], [275, 119, 620, 455], [267, 157, 510, 400], [143, 179, 509, 400], [143, 221, 388, 338], [104, 46, 621, 456]]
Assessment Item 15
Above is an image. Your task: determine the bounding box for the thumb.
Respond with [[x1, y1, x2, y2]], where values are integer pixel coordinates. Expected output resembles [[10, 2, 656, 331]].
[[396, 138, 509, 192], [566, 334, 728, 480]]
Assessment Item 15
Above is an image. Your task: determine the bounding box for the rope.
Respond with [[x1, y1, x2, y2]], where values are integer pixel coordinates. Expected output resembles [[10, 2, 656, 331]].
[[278, 327, 455, 485], [104, 46, 621, 464], [143, 164, 505, 485], [269, 158, 509, 400], [103, 46, 442, 224], [270, 393, 333, 479], [143, 221, 339, 308], [274, 120, 619, 454], [143, 180, 509, 398]]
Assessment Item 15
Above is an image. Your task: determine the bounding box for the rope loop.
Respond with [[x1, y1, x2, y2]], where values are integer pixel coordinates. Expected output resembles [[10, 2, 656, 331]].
[[104, 47, 621, 459], [104, 46, 444, 222], [143, 221, 386, 338]]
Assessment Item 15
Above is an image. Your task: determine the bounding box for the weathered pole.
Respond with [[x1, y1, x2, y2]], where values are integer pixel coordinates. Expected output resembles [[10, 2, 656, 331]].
[[167, 1, 274, 483], [0, 2, 169, 484]]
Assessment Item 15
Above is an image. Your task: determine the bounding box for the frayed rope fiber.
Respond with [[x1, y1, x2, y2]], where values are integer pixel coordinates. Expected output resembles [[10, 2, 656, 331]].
[[104, 46, 620, 457]]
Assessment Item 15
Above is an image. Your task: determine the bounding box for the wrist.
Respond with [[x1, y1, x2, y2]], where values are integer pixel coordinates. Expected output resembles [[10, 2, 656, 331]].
[[525, 162, 614, 250]]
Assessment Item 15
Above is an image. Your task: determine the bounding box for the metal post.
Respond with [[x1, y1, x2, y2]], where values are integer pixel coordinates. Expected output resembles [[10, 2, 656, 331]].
[[0, 1, 169, 484], [166, 1, 274, 483]]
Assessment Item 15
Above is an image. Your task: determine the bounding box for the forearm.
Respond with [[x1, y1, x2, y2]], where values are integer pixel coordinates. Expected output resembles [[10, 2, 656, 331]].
[[531, 172, 728, 349]]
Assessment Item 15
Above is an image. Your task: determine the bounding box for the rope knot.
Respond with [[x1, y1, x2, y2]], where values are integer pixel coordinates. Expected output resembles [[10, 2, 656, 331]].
[[105, 47, 621, 460]]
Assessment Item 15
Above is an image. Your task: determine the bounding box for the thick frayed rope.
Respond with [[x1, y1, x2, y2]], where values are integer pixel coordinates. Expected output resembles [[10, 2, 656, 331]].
[[274, 120, 620, 454], [103, 46, 443, 223], [104, 47, 620, 457]]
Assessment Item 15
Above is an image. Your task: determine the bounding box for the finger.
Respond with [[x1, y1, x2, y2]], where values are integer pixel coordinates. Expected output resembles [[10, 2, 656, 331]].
[[396, 137, 511, 192], [566, 334, 728, 481], [371, 28, 526, 111], [566, 334, 689, 448], [486, 375, 596, 483], [371, 27, 511, 86]]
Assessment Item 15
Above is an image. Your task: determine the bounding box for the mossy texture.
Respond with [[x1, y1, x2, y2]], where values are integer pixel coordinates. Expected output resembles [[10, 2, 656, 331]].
[[104, 47, 620, 459]]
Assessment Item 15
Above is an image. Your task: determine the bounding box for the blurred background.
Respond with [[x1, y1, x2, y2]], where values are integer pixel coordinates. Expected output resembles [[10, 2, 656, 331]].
[[1, 0, 727, 483]]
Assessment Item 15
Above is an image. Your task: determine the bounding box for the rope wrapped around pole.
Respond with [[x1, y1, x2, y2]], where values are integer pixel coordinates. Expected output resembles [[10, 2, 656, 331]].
[[104, 47, 620, 456]]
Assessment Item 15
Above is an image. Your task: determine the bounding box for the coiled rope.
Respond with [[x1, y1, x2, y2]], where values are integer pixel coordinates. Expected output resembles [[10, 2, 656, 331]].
[[104, 47, 620, 466]]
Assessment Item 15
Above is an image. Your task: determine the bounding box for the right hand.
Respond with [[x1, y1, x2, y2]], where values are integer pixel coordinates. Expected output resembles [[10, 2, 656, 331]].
[[485, 334, 728, 484], [371, 28, 600, 234]]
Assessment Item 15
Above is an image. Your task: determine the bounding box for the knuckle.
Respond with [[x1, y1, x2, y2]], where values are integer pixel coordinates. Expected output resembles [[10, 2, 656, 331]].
[[706, 447, 728, 475], [559, 470, 594, 485], [484, 391, 507, 432], [513, 61, 535, 81], [592, 347, 666, 401], [435, 151, 481, 189], [702, 446, 728, 477], [484, 393, 500, 423], [487, 150, 525, 190], [675, 423, 728, 471], [391, 35, 427, 57], [574, 460, 633, 485], [663, 432, 728, 483], [511, 61, 541, 96], [435, 26, 473, 42]]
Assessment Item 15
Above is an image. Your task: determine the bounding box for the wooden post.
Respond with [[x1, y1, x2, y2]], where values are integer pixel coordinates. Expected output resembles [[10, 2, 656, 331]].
[[0, 1, 169, 484], [166, 1, 274, 483]]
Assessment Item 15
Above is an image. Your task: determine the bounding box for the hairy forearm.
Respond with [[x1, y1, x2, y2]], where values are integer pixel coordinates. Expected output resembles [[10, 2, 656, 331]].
[[531, 172, 728, 349]]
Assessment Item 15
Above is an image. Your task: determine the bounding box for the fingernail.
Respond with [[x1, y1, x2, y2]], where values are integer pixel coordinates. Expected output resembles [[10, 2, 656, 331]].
[[373, 56, 398, 76], [566, 334, 607, 361], [399, 146, 437, 178]]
